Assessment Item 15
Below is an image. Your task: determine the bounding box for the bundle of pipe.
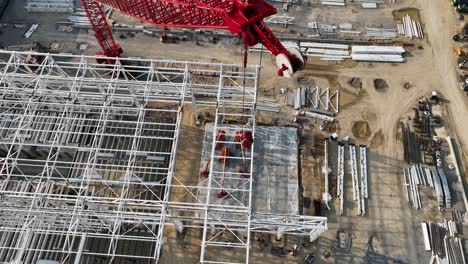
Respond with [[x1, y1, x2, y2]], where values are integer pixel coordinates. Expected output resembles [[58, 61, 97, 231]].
[[437, 169, 452, 209], [397, 15, 424, 39], [25, 0, 74, 13], [365, 27, 398, 39], [404, 166, 422, 209], [321, 0, 345, 6], [301, 42, 350, 61], [351, 45, 405, 63]]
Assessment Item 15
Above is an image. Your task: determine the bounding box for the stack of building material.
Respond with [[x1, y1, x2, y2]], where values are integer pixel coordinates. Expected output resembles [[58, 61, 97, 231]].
[[432, 168, 445, 209], [402, 164, 453, 210], [355, 0, 385, 7], [322, 140, 331, 209], [451, 209, 467, 222], [286, 87, 310, 110], [257, 97, 281, 112], [365, 27, 398, 39], [422, 221, 466, 264], [337, 144, 345, 216], [403, 164, 434, 209], [250, 41, 299, 53], [351, 45, 405, 63], [307, 87, 339, 115], [300, 42, 350, 61], [65, 7, 113, 27], [65, 8, 92, 26], [321, 0, 345, 6], [437, 169, 451, 209], [349, 144, 362, 216], [361, 2, 377, 8], [397, 15, 424, 39], [319, 24, 337, 34], [25, 0, 74, 13], [252, 41, 350, 61], [359, 145, 368, 216], [444, 236, 466, 264]]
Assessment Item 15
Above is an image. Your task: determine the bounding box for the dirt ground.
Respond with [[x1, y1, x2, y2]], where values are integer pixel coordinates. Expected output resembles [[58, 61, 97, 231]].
[[1, 0, 467, 263]]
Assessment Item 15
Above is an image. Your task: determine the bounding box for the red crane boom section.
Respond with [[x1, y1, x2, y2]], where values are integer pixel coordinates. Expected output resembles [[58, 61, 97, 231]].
[[82, 0, 304, 76]]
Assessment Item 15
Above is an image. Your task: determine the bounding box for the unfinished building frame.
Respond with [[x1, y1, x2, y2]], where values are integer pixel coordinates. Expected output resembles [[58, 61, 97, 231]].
[[0, 51, 327, 264]]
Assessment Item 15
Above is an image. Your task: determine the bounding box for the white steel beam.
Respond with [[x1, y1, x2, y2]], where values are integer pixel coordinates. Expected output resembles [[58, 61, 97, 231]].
[[337, 143, 345, 215]]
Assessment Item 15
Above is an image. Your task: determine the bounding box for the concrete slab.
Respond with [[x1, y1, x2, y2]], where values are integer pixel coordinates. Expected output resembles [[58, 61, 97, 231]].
[[198, 124, 299, 217]]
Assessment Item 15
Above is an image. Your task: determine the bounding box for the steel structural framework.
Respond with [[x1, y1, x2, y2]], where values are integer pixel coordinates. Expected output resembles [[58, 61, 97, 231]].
[[0, 50, 327, 264]]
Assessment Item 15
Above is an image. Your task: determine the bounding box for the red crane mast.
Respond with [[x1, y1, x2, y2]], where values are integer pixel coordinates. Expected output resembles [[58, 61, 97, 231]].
[[81, 0, 305, 77]]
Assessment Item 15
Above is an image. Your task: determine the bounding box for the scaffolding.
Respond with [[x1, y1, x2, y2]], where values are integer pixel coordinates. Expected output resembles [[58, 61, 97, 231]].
[[0, 50, 327, 264]]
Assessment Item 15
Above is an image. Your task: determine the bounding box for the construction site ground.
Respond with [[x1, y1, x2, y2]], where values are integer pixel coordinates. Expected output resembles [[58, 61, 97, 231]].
[[1, 0, 467, 263]]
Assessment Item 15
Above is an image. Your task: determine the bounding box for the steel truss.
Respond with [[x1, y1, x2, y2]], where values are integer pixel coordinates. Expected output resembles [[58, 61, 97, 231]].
[[0, 51, 327, 264]]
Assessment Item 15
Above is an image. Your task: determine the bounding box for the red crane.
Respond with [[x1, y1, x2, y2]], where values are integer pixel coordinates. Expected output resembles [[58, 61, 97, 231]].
[[81, 0, 305, 77]]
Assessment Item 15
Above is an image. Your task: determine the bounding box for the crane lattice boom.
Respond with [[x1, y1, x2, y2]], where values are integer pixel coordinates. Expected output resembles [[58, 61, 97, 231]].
[[81, 0, 305, 76]]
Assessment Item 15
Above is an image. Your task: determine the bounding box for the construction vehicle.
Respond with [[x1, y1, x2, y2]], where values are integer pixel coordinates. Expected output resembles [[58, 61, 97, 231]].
[[453, 0, 468, 13], [454, 46, 468, 69], [455, 46, 468, 57], [81, 0, 305, 77], [453, 24, 468, 41], [458, 75, 468, 95]]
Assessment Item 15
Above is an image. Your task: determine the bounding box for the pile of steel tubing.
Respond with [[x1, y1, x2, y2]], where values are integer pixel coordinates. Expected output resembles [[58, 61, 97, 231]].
[[398, 14, 424, 39]]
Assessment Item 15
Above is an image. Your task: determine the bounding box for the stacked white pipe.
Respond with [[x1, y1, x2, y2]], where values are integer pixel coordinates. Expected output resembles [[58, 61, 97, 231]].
[[300, 42, 350, 61], [351, 45, 405, 63], [321, 0, 345, 6], [397, 14, 424, 39]]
